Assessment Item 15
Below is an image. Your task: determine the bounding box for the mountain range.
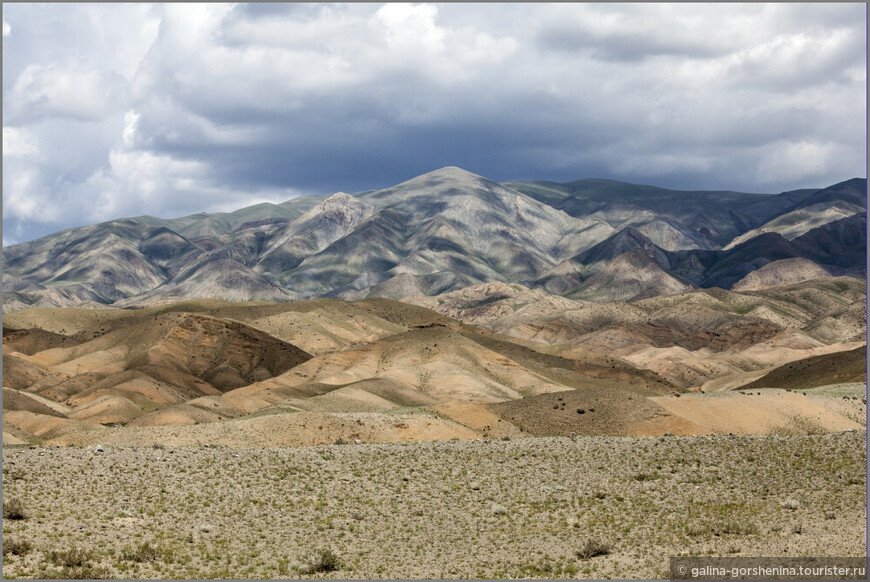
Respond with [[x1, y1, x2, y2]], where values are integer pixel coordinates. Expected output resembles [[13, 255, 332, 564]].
[[2, 167, 865, 310]]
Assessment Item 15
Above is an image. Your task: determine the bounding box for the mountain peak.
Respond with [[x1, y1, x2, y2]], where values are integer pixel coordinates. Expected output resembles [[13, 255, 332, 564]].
[[573, 226, 669, 267], [423, 165, 481, 178], [396, 166, 488, 187]]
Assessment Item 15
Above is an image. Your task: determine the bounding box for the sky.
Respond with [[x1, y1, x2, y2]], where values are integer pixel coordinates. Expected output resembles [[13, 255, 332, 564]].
[[2, 2, 866, 245]]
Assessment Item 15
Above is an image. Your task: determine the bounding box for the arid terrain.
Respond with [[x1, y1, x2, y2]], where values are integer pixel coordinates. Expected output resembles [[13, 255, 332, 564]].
[[2, 276, 865, 448], [3, 275, 866, 578], [4, 169, 865, 310], [2, 167, 866, 579], [3, 432, 865, 579]]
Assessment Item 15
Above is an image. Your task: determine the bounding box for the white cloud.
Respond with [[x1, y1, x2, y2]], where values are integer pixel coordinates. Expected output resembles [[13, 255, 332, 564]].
[[3, 165, 55, 222], [82, 148, 211, 221], [3, 19, 10, 37], [7, 60, 126, 123], [1, 4, 160, 81], [376, 3, 445, 54], [3, 127, 40, 158], [121, 111, 139, 146]]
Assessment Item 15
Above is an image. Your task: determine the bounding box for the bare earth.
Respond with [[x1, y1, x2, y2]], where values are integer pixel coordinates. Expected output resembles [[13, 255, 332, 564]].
[[2, 431, 866, 579]]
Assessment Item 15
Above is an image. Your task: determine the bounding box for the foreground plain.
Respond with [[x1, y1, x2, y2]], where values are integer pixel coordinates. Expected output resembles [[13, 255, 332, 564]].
[[3, 431, 865, 579]]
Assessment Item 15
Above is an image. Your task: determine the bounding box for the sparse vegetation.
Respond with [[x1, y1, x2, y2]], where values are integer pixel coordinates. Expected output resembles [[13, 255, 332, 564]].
[[3, 467, 26, 482], [577, 537, 613, 559], [43, 546, 112, 579], [781, 498, 801, 510], [121, 541, 159, 563], [632, 471, 659, 481], [0, 428, 864, 579], [3, 537, 32, 557], [3, 496, 26, 520], [303, 548, 343, 573]]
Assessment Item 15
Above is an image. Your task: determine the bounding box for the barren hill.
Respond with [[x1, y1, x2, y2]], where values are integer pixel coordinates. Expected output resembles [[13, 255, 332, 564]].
[[731, 258, 831, 291], [738, 346, 866, 390], [410, 276, 866, 393], [3, 282, 863, 447]]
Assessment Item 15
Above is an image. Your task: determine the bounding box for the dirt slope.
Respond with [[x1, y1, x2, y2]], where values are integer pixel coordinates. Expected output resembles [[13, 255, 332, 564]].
[[739, 346, 866, 390]]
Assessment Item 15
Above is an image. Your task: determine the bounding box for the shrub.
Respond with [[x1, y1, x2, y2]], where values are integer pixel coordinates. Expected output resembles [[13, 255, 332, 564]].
[[48, 547, 93, 568], [688, 519, 759, 537], [3, 497, 26, 520], [791, 523, 803, 535], [577, 537, 612, 559], [712, 520, 759, 536], [780, 498, 801, 510], [3, 467, 26, 482], [303, 548, 343, 573], [3, 537, 32, 557], [121, 541, 159, 563], [45, 546, 111, 579], [44, 563, 112, 580]]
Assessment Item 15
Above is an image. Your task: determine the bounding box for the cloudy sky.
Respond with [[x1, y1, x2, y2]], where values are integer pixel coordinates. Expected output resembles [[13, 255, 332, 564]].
[[2, 3, 866, 244]]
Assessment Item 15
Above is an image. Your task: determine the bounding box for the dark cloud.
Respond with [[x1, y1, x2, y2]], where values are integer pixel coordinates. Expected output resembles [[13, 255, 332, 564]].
[[537, 24, 724, 63], [2, 3, 866, 245]]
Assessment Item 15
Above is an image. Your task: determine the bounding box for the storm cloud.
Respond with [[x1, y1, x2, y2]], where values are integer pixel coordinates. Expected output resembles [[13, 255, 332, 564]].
[[2, 3, 866, 244]]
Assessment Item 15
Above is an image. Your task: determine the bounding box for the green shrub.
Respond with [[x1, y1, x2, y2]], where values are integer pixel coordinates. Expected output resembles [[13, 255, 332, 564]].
[[3, 497, 26, 520], [303, 548, 342, 573], [3, 537, 32, 557], [577, 537, 612, 559], [121, 541, 159, 563]]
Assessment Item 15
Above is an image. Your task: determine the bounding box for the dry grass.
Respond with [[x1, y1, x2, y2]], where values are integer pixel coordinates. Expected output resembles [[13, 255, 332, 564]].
[[2, 431, 865, 579], [577, 537, 613, 560]]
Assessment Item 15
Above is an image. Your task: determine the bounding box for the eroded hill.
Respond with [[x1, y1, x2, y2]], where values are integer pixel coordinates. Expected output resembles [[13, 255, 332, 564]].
[[3, 282, 863, 447]]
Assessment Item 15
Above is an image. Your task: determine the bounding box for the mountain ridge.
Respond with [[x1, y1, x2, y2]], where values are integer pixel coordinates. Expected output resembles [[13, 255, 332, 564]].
[[3, 167, 865, 311]]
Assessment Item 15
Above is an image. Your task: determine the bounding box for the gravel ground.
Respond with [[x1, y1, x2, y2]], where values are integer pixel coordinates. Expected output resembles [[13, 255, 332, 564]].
[[2, 431, 866, 579]]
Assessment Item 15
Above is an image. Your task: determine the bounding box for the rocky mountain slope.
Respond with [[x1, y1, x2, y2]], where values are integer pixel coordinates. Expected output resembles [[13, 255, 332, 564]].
[[2, 168, 865, 310]]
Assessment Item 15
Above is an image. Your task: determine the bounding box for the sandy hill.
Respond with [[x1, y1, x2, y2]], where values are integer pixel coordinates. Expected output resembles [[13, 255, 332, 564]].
[[3, 283, 863, 446], [407, 277, 865, 393], [3, 311, 312, 430], [738, 346, 866, 390], [3, 297, 683, 444], [404, 281, 585, 329]]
